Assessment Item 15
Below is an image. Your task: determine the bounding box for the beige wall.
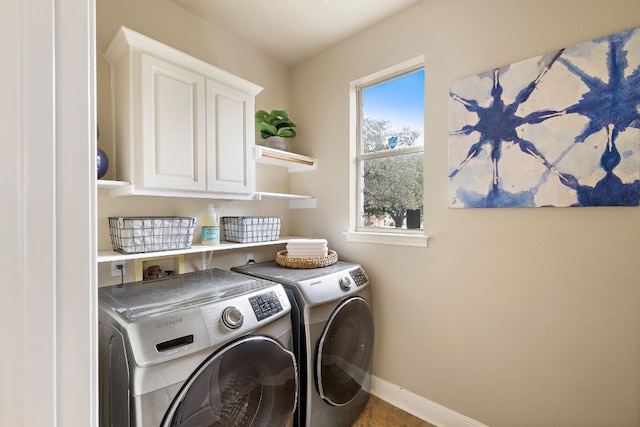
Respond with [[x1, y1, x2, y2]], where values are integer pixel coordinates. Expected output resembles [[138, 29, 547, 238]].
[[291, 1, 640, 426], [96, 0, 297, 285]]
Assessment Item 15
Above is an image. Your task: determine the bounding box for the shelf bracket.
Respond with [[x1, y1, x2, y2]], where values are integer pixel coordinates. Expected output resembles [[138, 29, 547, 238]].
[[201, 251, 214, 270]]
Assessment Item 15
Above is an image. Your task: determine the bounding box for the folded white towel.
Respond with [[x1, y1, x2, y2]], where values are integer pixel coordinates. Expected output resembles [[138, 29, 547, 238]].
[[287, 238, 328, 246], [286, 239, 328, 257], [287, 246, 327, 252], [287, 244, 327, 251], [287, 248, 328, 257]]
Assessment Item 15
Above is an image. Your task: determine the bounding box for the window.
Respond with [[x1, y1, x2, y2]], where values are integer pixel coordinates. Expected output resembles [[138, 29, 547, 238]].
[[347, 57, 427, 247]]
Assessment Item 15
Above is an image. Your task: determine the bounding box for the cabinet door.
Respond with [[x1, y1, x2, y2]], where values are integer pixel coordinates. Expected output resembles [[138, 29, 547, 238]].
[[141, 54, 206, 191], [205, 79, 255, 195]]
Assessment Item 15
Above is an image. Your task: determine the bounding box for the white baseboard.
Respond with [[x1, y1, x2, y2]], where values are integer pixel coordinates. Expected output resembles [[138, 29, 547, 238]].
[[370, 376, 490, 427]]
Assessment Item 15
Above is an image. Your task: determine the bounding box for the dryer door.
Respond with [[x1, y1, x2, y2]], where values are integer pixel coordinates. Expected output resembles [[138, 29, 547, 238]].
[[316, 296, 374, 406], [161, 335, 297, 427]]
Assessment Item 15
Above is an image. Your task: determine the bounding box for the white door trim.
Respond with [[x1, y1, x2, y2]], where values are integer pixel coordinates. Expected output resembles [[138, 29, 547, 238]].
[[22, 0, 57, 424], [54, 0, 98, 426], [2, 0, 97, 426]]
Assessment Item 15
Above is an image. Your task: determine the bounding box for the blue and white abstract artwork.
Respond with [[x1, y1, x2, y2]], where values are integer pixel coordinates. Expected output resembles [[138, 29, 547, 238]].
[[448, 26, 640, 208]]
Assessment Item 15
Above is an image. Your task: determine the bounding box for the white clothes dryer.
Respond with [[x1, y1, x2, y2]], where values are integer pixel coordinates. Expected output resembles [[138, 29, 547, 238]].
[[98, 268, 297, 427], [232, 261, 374, 427]]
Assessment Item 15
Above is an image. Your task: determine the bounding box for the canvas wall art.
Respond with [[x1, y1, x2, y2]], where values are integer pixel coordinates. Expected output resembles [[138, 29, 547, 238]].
[[448, 26, 640, 208]]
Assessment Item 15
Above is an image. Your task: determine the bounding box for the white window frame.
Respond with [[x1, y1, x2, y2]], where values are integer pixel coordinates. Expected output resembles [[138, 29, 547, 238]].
[[345, 56, 428, 247]]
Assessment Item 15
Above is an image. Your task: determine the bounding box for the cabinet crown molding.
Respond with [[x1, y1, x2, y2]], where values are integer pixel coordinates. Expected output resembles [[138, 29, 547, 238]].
[[104, 26, 263, 96]]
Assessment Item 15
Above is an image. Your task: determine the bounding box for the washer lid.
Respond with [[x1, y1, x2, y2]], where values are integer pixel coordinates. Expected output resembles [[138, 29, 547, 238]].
[[99, 268, 277, 320]]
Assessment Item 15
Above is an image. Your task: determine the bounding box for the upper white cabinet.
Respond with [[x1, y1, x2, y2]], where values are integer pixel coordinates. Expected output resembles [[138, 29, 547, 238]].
[[104, 27, 263, 198], [139, 53, 207, 191], [206, 80, 256, 193]]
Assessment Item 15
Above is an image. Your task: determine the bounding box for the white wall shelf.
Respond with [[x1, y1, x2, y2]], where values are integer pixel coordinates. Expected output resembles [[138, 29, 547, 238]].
[[98, 182, 313, 203], [97, 179, 129, 190], [255, 146, 317, 172], [254, 146, 317, 208], [97, 236, 299, 263], [255, 192, 317, 209], [103, 183, 256, 200], [97, 147, 317, 206], [98, 180, 315, 205]]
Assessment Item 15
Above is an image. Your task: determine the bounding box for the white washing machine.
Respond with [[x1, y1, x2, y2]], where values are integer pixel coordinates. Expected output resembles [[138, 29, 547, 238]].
[[98, 268, 298, 427], [232, 261, 374, 427]]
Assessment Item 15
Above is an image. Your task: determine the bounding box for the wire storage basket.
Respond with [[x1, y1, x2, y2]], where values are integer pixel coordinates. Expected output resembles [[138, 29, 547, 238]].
[[222, 216, 282, 243], [109, 216, 196, 254]]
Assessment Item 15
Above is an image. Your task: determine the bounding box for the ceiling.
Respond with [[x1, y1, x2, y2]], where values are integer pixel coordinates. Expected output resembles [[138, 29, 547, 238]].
[[171, 0, 421, 66]]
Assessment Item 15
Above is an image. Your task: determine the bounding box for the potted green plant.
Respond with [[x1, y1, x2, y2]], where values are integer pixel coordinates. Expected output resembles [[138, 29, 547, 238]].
[[255, 109, 297, 151]]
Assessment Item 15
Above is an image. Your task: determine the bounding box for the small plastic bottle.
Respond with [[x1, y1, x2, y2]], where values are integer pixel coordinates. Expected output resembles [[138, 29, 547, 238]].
[[201, 203, 220, 245]]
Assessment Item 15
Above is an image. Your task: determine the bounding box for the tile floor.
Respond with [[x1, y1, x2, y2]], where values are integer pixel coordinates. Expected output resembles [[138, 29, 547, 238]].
[[351, 395, 436, 427]]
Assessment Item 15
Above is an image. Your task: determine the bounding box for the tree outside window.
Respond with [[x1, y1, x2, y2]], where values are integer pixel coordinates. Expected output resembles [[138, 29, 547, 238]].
[[357, 67, 425, 231]]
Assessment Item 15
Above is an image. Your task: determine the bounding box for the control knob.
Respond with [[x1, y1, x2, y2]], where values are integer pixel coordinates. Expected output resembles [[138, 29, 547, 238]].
[[338, 276, 352, 291], [221, 306, 244, 329]]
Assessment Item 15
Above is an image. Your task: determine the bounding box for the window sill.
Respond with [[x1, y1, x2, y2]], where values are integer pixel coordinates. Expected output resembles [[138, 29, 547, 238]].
[[343, 231, 428, 247]]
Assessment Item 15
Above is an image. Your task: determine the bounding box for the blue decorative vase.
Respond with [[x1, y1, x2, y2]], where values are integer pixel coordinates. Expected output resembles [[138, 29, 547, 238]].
[[97, 148, 109, 179]]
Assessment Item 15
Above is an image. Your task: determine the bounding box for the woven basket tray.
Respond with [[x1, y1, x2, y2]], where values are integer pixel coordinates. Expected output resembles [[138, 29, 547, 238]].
[[275, 249, 338, 269]]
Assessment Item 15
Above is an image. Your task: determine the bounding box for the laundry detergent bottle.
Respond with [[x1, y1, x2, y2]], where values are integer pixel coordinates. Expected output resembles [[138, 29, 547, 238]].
[[201, 203, 220, 245]]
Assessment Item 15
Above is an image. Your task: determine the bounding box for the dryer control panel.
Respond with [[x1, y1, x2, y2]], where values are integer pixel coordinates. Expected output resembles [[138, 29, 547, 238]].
[[349, 268, 369, 287]]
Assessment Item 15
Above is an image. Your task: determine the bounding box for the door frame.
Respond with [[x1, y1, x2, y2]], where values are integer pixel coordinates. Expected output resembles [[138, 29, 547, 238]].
[[0, 0, 97, 425]]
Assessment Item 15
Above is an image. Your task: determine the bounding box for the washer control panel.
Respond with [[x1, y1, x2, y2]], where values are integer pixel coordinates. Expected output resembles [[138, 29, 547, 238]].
[[221, 306, 244, 329], [249, 291, 283, 321], [200, 284, 290, 347]]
